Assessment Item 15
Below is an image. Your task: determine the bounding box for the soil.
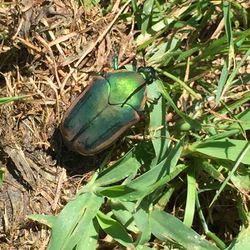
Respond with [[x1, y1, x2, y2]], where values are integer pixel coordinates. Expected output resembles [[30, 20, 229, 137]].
[[0, 1, 134, 248]]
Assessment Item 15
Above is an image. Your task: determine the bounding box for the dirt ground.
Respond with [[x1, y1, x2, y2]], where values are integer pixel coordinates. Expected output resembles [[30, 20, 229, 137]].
[[0, 1, 135, 248]]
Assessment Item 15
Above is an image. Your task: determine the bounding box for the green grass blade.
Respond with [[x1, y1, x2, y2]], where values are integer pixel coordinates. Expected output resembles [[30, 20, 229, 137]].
[[28, 214, 57, 228], [188, 139, 250, 165], [196, 193, 226, 249], [0, 167, 4, 186], [216, 59, 228, 103], [76, 220, 99, 250], [98, 141, 184, 201], [151, 210, 219, 250], [141, 0, 154, 35], [157, 79, 201, 131], [210, 142, 250, 206], [223, 1, 234, 69], [111, 200, 138, 233], [156, 68, 200, 99], [149, 95, 170, 164], [0, 95, 28, 105], [221, 48, 250, 98], [183, 167, 196, 227], [95, 149, 141, 186], [96, 211, 133, 247], [47, 191, 103, 250]]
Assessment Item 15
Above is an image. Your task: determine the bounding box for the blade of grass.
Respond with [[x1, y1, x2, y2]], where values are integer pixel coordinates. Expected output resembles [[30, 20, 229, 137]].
[[47, 190, 103, 250], [156, 68, 200, 99], [151, 210, 220, 250], [187, 139, 250, 165], [96, 211, 133, 248], [76, 219, 99, 250], [95, 149, 141, 186], [223, 1, 234, 70], [0, 95, 28, 105], [183, 166, 196, 227], [196, 193, 226, 249], [157, 79, 201, 131], [141, 0, 154, 35], [210, 142, 250, 207], [221, 48, 250, 98], [216, 59, 228, 103]]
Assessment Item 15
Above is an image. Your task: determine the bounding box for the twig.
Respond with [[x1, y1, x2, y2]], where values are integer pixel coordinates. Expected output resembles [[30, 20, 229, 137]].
[[60, 0, 131, 94]]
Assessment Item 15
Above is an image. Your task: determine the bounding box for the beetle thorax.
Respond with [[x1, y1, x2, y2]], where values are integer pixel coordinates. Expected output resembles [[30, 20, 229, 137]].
[[105, 71, 147, 112]]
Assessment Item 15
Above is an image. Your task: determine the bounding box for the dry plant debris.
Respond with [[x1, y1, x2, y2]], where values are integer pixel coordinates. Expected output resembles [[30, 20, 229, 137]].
[[0, 0, 136, 248]]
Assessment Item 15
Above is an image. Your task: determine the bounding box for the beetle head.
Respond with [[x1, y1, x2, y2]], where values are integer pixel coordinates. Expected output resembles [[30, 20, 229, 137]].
[[137, 67, 155, 84]]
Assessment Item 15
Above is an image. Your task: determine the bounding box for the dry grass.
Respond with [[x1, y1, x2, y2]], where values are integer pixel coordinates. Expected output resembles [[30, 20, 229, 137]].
[[0, 0, 136, 248]]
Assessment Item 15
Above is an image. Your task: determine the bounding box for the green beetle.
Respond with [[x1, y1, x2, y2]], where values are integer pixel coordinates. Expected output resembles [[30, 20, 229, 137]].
[[60, 67, 155, 155]]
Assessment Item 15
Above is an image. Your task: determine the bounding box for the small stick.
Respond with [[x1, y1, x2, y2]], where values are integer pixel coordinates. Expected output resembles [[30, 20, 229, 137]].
[[60, 0, 131, 93]]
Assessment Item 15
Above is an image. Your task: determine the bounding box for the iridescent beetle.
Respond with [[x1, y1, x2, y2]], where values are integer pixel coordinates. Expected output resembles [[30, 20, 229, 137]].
[[60, 60, 155, 155]]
